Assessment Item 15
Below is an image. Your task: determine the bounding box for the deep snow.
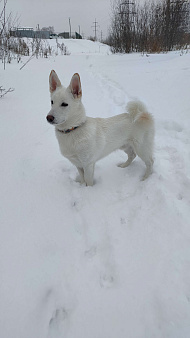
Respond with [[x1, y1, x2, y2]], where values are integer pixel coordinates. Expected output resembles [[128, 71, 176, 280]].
[[0, 39, 190, 338]]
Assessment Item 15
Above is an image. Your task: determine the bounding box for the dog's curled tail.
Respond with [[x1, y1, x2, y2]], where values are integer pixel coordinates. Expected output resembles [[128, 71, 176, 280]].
[[126, 100, 154, 125]]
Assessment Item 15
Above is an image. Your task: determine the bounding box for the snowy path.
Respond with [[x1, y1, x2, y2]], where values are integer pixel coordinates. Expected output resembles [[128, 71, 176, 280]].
[[0, 43, 190, 338]]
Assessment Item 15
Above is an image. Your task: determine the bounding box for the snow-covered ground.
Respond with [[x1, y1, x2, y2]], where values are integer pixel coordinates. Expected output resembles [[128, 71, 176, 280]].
[[0, 39, 190, 338]]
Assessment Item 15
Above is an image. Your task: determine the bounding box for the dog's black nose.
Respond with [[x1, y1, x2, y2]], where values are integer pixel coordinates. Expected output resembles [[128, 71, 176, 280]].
[[47, 115, 54, 123]]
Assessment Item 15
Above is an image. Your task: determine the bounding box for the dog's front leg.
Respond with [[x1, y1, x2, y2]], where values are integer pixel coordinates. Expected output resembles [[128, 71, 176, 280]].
[[84, 163, 95, 186], [76, 167, 85, 184]]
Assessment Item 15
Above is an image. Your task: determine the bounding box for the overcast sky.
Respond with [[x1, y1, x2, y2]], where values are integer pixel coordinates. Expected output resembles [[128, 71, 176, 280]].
[[6, 0, 113, 39]]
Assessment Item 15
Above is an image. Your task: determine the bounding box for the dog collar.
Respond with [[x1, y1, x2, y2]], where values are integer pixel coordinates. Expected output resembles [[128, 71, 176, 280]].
[[57, 126, 79, 134]]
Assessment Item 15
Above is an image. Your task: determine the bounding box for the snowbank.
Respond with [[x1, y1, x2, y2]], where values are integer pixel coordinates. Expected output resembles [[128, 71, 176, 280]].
[[0, 40, 190, 338]]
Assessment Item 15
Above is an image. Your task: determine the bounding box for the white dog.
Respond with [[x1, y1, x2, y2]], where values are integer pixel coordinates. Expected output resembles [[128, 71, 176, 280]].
[[47, 70, 154, 186]]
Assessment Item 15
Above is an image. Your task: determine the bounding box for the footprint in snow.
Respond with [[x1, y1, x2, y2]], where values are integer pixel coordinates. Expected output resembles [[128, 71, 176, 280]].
[[100, 273, 115, 289], [120, 217, 127, 225], [48, 308, 69, 338], [163, 120, 183, 132], [84, 246, 97, 258]]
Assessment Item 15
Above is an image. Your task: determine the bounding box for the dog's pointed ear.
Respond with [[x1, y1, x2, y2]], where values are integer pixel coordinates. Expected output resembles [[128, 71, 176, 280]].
[[49, 70, 61, 93], [69, 73, 82, 98]]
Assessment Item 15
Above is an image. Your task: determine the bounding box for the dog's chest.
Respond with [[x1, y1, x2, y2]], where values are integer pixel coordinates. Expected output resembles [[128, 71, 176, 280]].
[[55, 130, 84, 166]]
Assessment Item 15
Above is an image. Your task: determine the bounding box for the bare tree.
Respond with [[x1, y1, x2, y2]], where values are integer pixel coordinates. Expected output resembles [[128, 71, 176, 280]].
[[108, 0, 190, 53]]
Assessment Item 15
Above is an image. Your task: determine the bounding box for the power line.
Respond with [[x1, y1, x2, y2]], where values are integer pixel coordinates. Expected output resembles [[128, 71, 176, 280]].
[[119, 1, 136, 28]]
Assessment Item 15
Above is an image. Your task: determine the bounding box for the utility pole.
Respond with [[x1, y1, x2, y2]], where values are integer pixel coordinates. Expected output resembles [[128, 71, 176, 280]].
[[78, 25, 80, 35], [69, 17, 71, 38], [101, 30, 103, 42], [92, 18, 99, 40], [3, 0, 6, 70]]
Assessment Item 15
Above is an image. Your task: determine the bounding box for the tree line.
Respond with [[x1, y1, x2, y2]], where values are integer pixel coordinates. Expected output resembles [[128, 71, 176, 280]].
[[107, 0, 190, 53]]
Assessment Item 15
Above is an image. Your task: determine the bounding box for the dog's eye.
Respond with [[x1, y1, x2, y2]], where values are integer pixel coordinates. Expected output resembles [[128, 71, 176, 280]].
[[61, 102, 68, 107], [51, 100, 53, 105]]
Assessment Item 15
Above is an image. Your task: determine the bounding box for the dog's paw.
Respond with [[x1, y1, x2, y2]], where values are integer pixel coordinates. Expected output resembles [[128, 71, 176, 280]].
[[141, 172, 151, 181], [75, 175, 85, 184], [117, 162, 128, 168], [117, 162, 125, 168]]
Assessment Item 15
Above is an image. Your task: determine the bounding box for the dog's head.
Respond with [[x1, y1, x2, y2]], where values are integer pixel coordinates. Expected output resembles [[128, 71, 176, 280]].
[[46, 70, 82, 126]]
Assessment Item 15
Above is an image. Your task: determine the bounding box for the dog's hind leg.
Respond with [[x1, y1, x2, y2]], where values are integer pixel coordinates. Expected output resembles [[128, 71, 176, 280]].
[[141, 157, 154, 181], [133, 144, 154, 180], [118, 145, 136, 168]]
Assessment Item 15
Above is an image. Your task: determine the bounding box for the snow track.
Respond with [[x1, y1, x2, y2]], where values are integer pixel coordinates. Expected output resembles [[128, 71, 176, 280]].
[[0, 40, 190, 338]]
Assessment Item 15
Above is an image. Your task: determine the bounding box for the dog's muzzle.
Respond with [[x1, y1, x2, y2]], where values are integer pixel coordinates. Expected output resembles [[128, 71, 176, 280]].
[[46, 115, 54, 123]]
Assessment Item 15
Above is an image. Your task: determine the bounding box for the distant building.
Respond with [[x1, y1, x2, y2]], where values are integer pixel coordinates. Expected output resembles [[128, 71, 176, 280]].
[[75, 32, 82, 39], [49, 33, 59, 39], [10, 28, 50, 39], [10, 28, 83, 40], [58, 32, 70, 39], [58, 32, 82, 39]]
